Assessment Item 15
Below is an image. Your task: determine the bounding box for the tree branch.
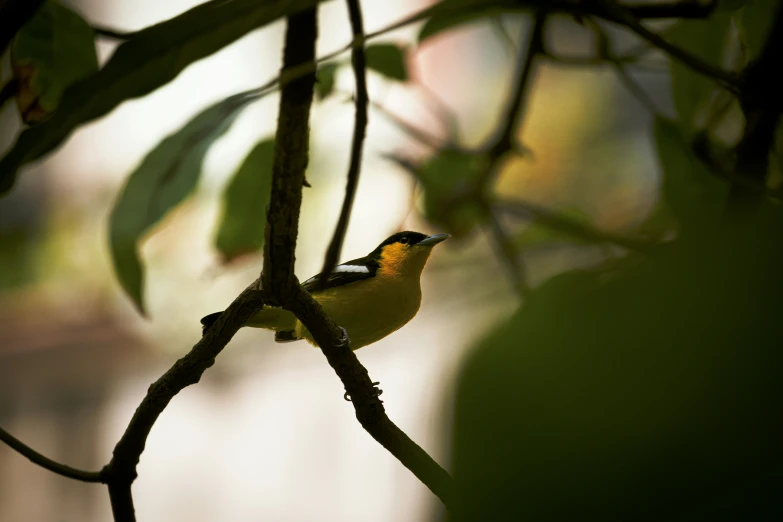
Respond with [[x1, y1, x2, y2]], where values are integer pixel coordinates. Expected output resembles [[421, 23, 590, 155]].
[[103, 284, 265, 522], [592, 0, 739, 92], [260, 7, 456, 509], [0, 425, 104, 483], [317, 0, 369, 289], [261, 9, 318, 298], [727, 2, 783, 212], [487, 206, 531, 298], [489, 11, 546, 161]]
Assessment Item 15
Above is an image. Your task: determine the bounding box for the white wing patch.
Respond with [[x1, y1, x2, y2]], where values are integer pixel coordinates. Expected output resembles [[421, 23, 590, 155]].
[[333, 264, 370, 274], [303, 264, 370, 285]]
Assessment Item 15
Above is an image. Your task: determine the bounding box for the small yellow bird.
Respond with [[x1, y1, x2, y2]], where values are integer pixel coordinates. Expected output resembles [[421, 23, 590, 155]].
[[201, 231, 450, 350]]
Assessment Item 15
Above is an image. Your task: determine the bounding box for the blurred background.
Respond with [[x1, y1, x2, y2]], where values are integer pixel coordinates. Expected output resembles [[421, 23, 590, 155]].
[[0, 0, 708, 521]]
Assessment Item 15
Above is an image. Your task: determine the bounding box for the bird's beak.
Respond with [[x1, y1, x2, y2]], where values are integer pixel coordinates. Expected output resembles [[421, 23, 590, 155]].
[[418, 233, 451, 247]]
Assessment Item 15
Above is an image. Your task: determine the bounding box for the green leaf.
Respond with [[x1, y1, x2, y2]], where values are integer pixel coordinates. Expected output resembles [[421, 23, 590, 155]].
[[452, 204, 783, 522], [364, 43, 408, 82], [418, 5, 506, 43], [214, 138, 275, 262], [737, 0, 779, 61], [0, 0, 322, 197], [10, 1, 98, 124], [315, 62, 339, 100], [416, 149, 488, 237], [668, 12, 731, 133], [653, 117, 728, 234], [109, 89, 263, 314]]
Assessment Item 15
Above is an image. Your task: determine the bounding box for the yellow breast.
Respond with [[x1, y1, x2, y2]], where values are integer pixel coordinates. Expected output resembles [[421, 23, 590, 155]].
[[295, 270, 422, 350]]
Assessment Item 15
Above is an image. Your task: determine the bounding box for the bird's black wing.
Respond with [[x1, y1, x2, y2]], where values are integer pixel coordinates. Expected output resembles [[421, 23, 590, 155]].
[[301, 255, 380, 293]]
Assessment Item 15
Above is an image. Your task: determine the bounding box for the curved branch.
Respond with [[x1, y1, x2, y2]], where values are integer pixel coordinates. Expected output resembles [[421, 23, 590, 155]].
[[317, 0, 369, 289], [594, 0, 740, 92], [0, 425, 103, 483], [103, 284, 265, 522], [489, 11, 546, 161]]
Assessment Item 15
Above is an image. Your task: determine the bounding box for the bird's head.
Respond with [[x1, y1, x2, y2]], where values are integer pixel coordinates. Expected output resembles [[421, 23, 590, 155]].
[[371, 231, 450, 278]]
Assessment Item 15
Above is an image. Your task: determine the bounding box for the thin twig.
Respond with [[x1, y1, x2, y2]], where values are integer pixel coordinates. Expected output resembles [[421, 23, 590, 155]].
[[489, 11, 546, 161], [487, 206, 531, 298], [589, 22, 661, 115], [0, 425, 104, 483], [494, 199, 654, 252], [611, 59, 661, 115], [317, 0, 369, 289], [479, 11, 547, 297], [593, 0, 739, 92], [369, 98, 444, 150]]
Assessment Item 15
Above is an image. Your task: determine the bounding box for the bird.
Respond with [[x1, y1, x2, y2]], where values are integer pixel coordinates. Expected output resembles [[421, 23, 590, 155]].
[[201, 231, 450, 350]]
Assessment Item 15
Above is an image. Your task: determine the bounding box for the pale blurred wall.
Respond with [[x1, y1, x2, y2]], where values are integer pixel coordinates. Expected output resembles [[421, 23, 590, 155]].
[[0, 0, 662, 521]]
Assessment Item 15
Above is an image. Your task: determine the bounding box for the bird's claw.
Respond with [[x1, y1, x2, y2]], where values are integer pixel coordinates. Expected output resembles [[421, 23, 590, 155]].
[[336, 327, 351, 349], [344, 382, 383, 402]]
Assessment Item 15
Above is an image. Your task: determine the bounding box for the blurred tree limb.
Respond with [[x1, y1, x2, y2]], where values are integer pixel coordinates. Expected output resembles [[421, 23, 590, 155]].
[[728, 2, 783, 212], [0, 426, 103, 482], [317, 0, 369, 289]]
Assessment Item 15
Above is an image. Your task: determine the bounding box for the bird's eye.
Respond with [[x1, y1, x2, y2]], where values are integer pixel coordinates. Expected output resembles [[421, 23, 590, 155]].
[[399, 237, 408, 244]]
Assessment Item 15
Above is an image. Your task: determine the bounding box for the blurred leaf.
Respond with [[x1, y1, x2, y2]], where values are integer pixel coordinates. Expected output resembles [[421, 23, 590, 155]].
[[364, 43, 408, 82], [717, 0, 747, 11], [418, 4, 506, 43], [214, 138, 275, 262], [653, 117, 728, 234], [10, 1, 98, 124], [668, 12, 731, 132], [109, 89, 263, 314], [737, 0, 779, 61], [0, 0, 321, 197], [315, 62, 339, 100], [416, 149, 488, 237], [452, 204, 783, 522], [514, 208, 592, 248]]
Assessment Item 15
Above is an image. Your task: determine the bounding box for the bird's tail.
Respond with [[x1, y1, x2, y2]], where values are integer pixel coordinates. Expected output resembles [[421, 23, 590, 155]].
[[201, 306, 297, 337]]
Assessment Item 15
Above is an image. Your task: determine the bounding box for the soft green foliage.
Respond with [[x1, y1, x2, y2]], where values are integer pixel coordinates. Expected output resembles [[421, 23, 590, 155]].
[[109, 90, 262, 314], [0, 0, 323, 196], [214, 138, 275, 262], [668, 11, 731, 133], [417, 149, 489, 238], [653, 117, 728, 235], [10, 0, 98, 124], [452, 204, 783, 521], [315, 63, 339, 100], [737, 0, 779, 60], [418, 4, 505, 43], [364, 43, 408, 82]]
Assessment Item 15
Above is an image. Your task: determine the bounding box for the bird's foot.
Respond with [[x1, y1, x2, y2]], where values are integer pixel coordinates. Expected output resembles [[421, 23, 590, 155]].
[[344, 382, 383, 402], [336, 327, 351, 349]]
